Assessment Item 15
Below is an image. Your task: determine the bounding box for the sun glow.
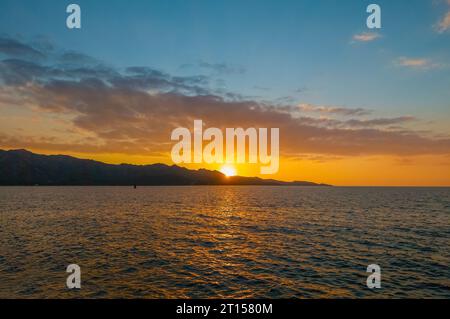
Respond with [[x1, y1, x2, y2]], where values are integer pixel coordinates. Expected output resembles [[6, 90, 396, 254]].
[[220, 165, 237, 177]]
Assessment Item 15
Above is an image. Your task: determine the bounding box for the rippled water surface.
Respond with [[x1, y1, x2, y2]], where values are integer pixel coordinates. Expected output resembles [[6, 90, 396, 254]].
[[0, 186, 449, 298]]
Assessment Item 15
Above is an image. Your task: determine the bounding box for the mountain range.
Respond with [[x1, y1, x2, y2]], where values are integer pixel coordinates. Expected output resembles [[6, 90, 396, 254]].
[[0, 149, 330, 186]]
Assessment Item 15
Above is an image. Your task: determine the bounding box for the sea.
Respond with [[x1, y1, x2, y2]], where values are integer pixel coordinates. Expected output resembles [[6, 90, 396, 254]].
[[0, 186, 449, 298]]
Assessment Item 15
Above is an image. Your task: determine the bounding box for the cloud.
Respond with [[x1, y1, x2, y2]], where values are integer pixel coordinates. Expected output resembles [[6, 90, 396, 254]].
[[199, 61, 245, 75], [395, 57, 440, 69], [0, 36, 449, 159], [0, 58, 213, 96], [0, 37, 46, 59], [436, 11, 450, 32], [293, 87, 307, 94], [343, 116, 417, 128], [352, 32, 381, 42], [180, 61, 245, 76], [435, 0, 450, 33], [58, 51, 101, 65], [297, 103, 371, 116]]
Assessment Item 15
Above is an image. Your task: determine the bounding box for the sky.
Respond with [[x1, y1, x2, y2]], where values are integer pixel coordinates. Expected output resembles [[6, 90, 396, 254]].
[[0, 0, 449, 185]]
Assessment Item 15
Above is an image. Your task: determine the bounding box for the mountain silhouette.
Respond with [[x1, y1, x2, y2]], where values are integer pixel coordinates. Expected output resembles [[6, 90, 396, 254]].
[[0, 149, 330, 186]]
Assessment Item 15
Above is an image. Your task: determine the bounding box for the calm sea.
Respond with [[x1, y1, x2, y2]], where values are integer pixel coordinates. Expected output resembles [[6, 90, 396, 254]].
[[0, 186, 449, 298]]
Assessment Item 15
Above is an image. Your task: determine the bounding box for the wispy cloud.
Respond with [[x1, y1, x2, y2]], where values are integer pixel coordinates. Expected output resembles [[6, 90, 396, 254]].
[[343, 116, 417, 128], [436, 11, 450, 32], [180, 61, 245, 76], [0, 37, 46, 59], [352, 32, 381, 42], [435, 0, 450, 33], [395, 57, 441, 69], [297, 103, 371, 116]]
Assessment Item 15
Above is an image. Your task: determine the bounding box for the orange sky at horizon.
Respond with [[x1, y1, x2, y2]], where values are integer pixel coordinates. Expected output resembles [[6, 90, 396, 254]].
[[8, 147, 449, 186]]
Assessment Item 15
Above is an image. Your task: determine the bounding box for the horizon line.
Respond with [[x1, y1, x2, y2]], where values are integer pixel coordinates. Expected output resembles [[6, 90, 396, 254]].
[[1, 148, 450, 187]]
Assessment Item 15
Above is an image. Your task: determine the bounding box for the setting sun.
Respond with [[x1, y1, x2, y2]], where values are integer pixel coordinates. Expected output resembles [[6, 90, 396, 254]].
[[220, 165, 237, 177]]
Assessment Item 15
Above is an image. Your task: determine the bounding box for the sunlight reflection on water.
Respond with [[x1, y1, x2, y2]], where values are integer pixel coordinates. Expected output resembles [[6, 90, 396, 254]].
[[0, 186, 449, 298]]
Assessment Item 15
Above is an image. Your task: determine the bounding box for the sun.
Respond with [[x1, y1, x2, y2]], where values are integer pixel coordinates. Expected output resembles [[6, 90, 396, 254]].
[[220, 165, 237, 177]]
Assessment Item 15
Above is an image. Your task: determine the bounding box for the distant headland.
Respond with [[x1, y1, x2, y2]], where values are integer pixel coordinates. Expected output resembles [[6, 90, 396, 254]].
[[0, 149, 331, 186]]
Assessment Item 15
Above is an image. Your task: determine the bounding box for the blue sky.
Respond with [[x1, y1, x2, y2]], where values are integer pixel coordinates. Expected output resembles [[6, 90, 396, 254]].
[[1, 0, 449, 126]]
